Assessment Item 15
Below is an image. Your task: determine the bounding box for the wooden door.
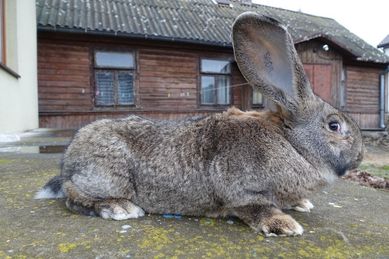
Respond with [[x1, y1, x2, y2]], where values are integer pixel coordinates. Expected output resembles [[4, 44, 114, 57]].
[[304, 64, 332, 104]]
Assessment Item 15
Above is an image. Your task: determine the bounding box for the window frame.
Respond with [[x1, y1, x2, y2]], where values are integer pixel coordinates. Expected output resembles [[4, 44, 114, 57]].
[[93, 50, 136, 108], [0, 0, 5, 65], [199, 58, 232, 107], [0, 0, 20, 78]]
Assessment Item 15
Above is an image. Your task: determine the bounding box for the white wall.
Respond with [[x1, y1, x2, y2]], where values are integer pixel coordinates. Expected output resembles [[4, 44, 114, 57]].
[[0, 0, 38, 134]]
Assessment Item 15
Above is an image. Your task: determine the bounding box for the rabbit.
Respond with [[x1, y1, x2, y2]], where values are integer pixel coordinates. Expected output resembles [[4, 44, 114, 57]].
[[35, 12, 364, 237]]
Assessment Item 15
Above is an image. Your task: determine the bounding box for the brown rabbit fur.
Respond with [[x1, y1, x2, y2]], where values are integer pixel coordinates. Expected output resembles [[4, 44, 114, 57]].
[[35, 13, 364, 237]]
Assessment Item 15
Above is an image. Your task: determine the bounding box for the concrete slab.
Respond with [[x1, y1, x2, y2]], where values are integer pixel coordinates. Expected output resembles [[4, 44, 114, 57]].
[[0, 144, 388, 258]]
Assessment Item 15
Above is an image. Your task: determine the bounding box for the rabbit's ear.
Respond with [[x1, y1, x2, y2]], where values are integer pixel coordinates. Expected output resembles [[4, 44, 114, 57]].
[[232, 12, 314, 111]]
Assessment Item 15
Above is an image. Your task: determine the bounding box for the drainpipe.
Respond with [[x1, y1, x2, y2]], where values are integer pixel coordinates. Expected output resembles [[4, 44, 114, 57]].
[[379, 72, 386, 129]]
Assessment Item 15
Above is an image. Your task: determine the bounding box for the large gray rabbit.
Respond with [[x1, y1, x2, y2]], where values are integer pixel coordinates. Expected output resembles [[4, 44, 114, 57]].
[[35, 12, 364, 237]]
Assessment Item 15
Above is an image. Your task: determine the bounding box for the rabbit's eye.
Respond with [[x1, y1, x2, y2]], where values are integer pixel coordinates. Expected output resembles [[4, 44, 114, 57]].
[[328, 121, 341, 132]]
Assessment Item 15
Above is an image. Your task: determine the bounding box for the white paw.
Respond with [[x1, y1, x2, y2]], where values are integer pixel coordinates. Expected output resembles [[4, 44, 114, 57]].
[[293, 199, 314, 213], [100, 202, 145, 220], [112, 211, 133, 221], [303, 199, 314, 209], [100, 207, 130, 220], [126, 204, 145, 218]]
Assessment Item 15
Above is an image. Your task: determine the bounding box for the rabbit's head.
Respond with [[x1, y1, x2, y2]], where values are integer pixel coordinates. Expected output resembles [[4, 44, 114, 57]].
[[232, 12, 364, 177]]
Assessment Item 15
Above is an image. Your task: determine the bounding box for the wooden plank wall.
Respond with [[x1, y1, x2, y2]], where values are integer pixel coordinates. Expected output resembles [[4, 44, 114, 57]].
[[347, 113, 380, 130], [38, 43, 92, 112], [38, 32, 248, 128], [39, 111, 213, 129], [137, 49, 198, 110], [346, 66, 381, 129], [38, 33, 384, 129], [346, 66, 380, 113]]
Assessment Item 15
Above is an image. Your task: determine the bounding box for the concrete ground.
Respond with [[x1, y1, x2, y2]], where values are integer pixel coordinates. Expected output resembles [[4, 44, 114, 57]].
[[0, 130, 388, 258]]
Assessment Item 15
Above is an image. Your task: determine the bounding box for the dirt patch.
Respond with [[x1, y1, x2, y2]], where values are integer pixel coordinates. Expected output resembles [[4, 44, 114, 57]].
[[343, 170, 389, 190]]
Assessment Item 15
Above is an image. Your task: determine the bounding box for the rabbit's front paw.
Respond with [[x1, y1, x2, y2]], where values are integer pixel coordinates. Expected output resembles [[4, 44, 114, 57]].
[[292, 199, 314, 213], [260, 213, 304, 237], [97, 199, 145, 220]]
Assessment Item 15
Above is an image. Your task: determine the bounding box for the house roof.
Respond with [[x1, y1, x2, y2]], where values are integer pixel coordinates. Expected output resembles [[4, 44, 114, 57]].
[[36, 0, 389, 64], [378, 34, 389, 48]]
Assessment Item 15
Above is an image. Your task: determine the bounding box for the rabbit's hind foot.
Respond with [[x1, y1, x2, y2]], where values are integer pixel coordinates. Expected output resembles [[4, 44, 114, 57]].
[[259, 210, 304, 237], [65, 197, 145, 220], [95, 199, 145, 220], [234, 205, 304, 237]]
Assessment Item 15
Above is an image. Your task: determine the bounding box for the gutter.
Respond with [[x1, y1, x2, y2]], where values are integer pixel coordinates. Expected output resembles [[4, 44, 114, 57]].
[[379, 65, 389, 129], [37, 26, 233, 49]]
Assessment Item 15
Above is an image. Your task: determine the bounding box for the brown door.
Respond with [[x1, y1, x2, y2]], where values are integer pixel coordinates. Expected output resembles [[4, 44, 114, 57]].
[[304, 64, 332, 104]]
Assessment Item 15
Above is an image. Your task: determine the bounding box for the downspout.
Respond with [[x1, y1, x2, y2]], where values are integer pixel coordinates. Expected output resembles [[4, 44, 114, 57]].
[[379, 69, 387, 129]]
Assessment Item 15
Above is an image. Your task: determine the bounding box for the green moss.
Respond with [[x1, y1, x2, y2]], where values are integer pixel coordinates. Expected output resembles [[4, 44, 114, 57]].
[[199, 218, 216, 226], [139, 226, 174, 250], [58, 243, 77, 253]]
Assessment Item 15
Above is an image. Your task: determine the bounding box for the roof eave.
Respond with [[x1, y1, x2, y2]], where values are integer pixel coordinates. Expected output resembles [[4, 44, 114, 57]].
[[37, 25, 233, 49], [377, 43, 389, 48]]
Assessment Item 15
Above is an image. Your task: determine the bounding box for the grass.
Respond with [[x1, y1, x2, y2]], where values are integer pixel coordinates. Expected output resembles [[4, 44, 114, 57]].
[[0, 159, 11, 165], [358, 163, 389, 179]]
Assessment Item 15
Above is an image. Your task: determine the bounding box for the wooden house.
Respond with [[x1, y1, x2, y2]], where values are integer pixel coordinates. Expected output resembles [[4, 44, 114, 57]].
[[36, 0, 389, 130]]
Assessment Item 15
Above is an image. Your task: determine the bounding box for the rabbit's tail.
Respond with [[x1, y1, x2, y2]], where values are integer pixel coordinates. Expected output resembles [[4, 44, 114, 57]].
[[34, 176, 66, 199]]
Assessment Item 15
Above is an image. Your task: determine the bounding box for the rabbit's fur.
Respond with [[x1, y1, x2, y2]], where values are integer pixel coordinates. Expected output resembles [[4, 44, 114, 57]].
[[36, 13, 364, 236]]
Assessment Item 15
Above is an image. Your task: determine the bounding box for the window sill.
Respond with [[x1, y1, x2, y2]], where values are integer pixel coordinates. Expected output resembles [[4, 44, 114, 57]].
[[199, 104, 231, 108], [251, 104, 264, 109], [0, 63, 20, 79], [93, 105, 136, 111]]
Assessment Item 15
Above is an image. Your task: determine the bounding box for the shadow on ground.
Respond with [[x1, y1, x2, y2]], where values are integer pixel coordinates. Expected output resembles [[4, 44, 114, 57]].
[[0, 131, 388, 258]]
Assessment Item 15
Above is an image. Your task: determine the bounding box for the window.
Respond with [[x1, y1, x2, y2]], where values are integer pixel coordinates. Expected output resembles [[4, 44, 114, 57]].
[[0, 0, 5, 64], [252, 87, 263, 106], [94, 51, 135, 106], [200, 59, 231, 105]]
